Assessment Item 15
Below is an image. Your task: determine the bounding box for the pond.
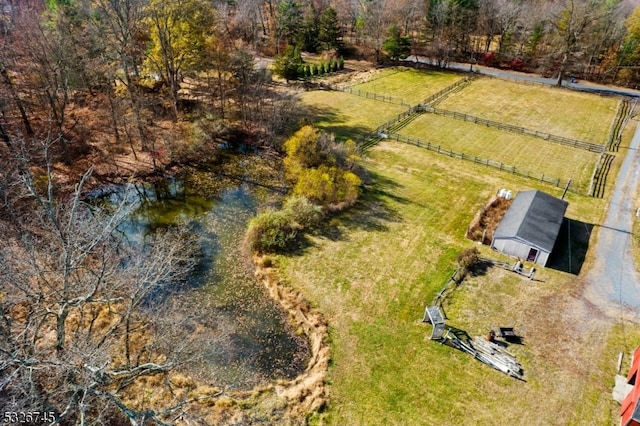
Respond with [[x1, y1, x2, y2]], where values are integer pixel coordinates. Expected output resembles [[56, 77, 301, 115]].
[[92, 165, 309, 390]]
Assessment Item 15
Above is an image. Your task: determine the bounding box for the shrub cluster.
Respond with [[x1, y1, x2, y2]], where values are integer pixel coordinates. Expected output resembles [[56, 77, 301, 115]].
[[245, 126, 364, 253], [283, 125, 362, 211], [273, 45, 345, 82], [455, 247, 481, 282], [299, 57, 344, 78], [245, 196, 323, 253]]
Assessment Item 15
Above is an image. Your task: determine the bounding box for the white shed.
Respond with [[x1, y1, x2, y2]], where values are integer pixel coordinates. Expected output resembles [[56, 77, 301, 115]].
[[490, 190, 568, 266]]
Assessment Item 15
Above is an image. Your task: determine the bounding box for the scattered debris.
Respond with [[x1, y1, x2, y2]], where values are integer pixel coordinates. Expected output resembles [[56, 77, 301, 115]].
[[422, 262, 526, 380]]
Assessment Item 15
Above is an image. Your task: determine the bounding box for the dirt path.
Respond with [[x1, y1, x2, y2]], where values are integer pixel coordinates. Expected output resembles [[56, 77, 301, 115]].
[[583, 121, 640, 322]]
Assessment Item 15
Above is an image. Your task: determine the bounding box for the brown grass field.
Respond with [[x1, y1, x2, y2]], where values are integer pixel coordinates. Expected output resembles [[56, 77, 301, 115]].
[[298, 91, 407, 140], [279, 139, 640, 425], [349, 67, 464, 105]]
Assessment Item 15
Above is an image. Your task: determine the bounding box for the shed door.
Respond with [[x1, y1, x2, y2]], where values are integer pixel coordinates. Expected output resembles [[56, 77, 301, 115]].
[[527, 248, 538, 262]]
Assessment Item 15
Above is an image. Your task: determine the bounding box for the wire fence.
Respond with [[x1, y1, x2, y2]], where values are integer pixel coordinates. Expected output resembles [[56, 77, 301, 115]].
[[606, 98, 636, 152], [374, 105, 424, 135], [422, 106, 605, 153], [588, 152, 615, 198]]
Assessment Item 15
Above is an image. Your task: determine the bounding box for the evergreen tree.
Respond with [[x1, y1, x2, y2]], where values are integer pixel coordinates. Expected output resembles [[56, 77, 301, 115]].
[[383, 25, 411, 62], [300, 4, 320, 52], [273, 45, 304, 82], [276, 0, 303, 52], [318, 7, 342, 51]]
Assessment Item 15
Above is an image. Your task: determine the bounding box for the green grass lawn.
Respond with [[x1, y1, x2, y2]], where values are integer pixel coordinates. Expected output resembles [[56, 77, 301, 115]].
[[396, 112, 601, 195], [277, 140, 634, 425], [298, 91, 407, 140], [283, 70, 639, 424], [437, 77, 619, 143], [350, 67, 464, 106]]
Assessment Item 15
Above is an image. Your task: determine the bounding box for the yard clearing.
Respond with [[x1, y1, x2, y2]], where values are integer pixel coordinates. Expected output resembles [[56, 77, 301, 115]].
[[279, 67, 640, 425], [437, 77, 620, 143], [277, 140, 640, 425], [298, 91, 407, 140]]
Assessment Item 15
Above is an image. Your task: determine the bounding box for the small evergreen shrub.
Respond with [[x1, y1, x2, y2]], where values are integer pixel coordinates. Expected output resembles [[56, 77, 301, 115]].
[[283, 196, 324, 228]]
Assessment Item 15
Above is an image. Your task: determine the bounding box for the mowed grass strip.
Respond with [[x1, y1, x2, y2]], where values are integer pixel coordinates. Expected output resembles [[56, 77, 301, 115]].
[[279, 140, 612, 425], [351, 67, 464, 106], [396, 113, 600, 194], [299, 90, 407, 140], [437, 77, 619, 143]]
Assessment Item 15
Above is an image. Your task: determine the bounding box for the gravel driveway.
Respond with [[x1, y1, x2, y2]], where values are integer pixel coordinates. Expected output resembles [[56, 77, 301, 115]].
[[583, 124, 640, 320]]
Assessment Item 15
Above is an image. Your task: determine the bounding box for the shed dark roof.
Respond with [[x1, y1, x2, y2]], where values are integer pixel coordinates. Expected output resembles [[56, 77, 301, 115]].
[[493, 190, 568, 252]]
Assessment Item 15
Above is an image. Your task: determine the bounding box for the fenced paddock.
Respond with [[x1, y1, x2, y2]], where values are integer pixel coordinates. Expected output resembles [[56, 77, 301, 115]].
[[299, 90, 407, 140], [349, 68, 464, 106], [423, 106, 604, 153], [334, 86, 412, 107], [436, 78, 619, 143], [302, 66, 618, 197], [386, 131, 574, 193], [396, 113, 600, 195]]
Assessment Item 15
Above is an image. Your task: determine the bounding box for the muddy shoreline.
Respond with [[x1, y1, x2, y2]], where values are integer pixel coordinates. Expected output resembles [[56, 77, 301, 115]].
[[186, 256, 329, 425], [252, 256, 329, 416]]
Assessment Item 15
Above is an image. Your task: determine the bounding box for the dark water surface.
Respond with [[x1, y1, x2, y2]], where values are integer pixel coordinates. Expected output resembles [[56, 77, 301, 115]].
[[93, 171, 308, 389]]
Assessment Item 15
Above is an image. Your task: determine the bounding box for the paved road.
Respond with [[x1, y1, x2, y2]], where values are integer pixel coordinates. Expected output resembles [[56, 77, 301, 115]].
[[404, 56, 640, 98], [404, 56, 640, 318]]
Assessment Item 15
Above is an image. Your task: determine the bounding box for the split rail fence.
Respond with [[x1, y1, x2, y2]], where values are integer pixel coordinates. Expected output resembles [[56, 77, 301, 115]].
[[422, 107, 605, 153], [386, 132, 579, 194]]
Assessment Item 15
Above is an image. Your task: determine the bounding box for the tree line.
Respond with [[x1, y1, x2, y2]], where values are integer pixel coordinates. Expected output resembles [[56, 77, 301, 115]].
[[2, 0, 640, 166], [2, 0, 640, 120], [270, 0, 640, 87]]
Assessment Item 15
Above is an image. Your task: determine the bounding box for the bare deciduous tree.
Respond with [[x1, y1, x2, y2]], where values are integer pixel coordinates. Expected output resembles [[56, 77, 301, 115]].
[[0, 140, 221, 425]]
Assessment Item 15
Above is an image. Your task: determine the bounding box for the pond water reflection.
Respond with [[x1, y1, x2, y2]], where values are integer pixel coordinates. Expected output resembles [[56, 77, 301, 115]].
[[93, 173, 308, 389]]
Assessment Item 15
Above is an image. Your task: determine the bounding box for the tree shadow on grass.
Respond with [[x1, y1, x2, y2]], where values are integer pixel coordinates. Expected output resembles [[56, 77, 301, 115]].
[[298, 103, 376, 142], [468, 258, 492, 277], [285, 171, 408, 255], [327, 171, 407, 234], [546, 217, 594, 275]]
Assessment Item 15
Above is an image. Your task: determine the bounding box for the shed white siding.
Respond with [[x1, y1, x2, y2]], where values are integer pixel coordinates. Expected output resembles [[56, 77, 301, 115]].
[[490, 190, 566, 267], [491, 238, 551, 266]]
